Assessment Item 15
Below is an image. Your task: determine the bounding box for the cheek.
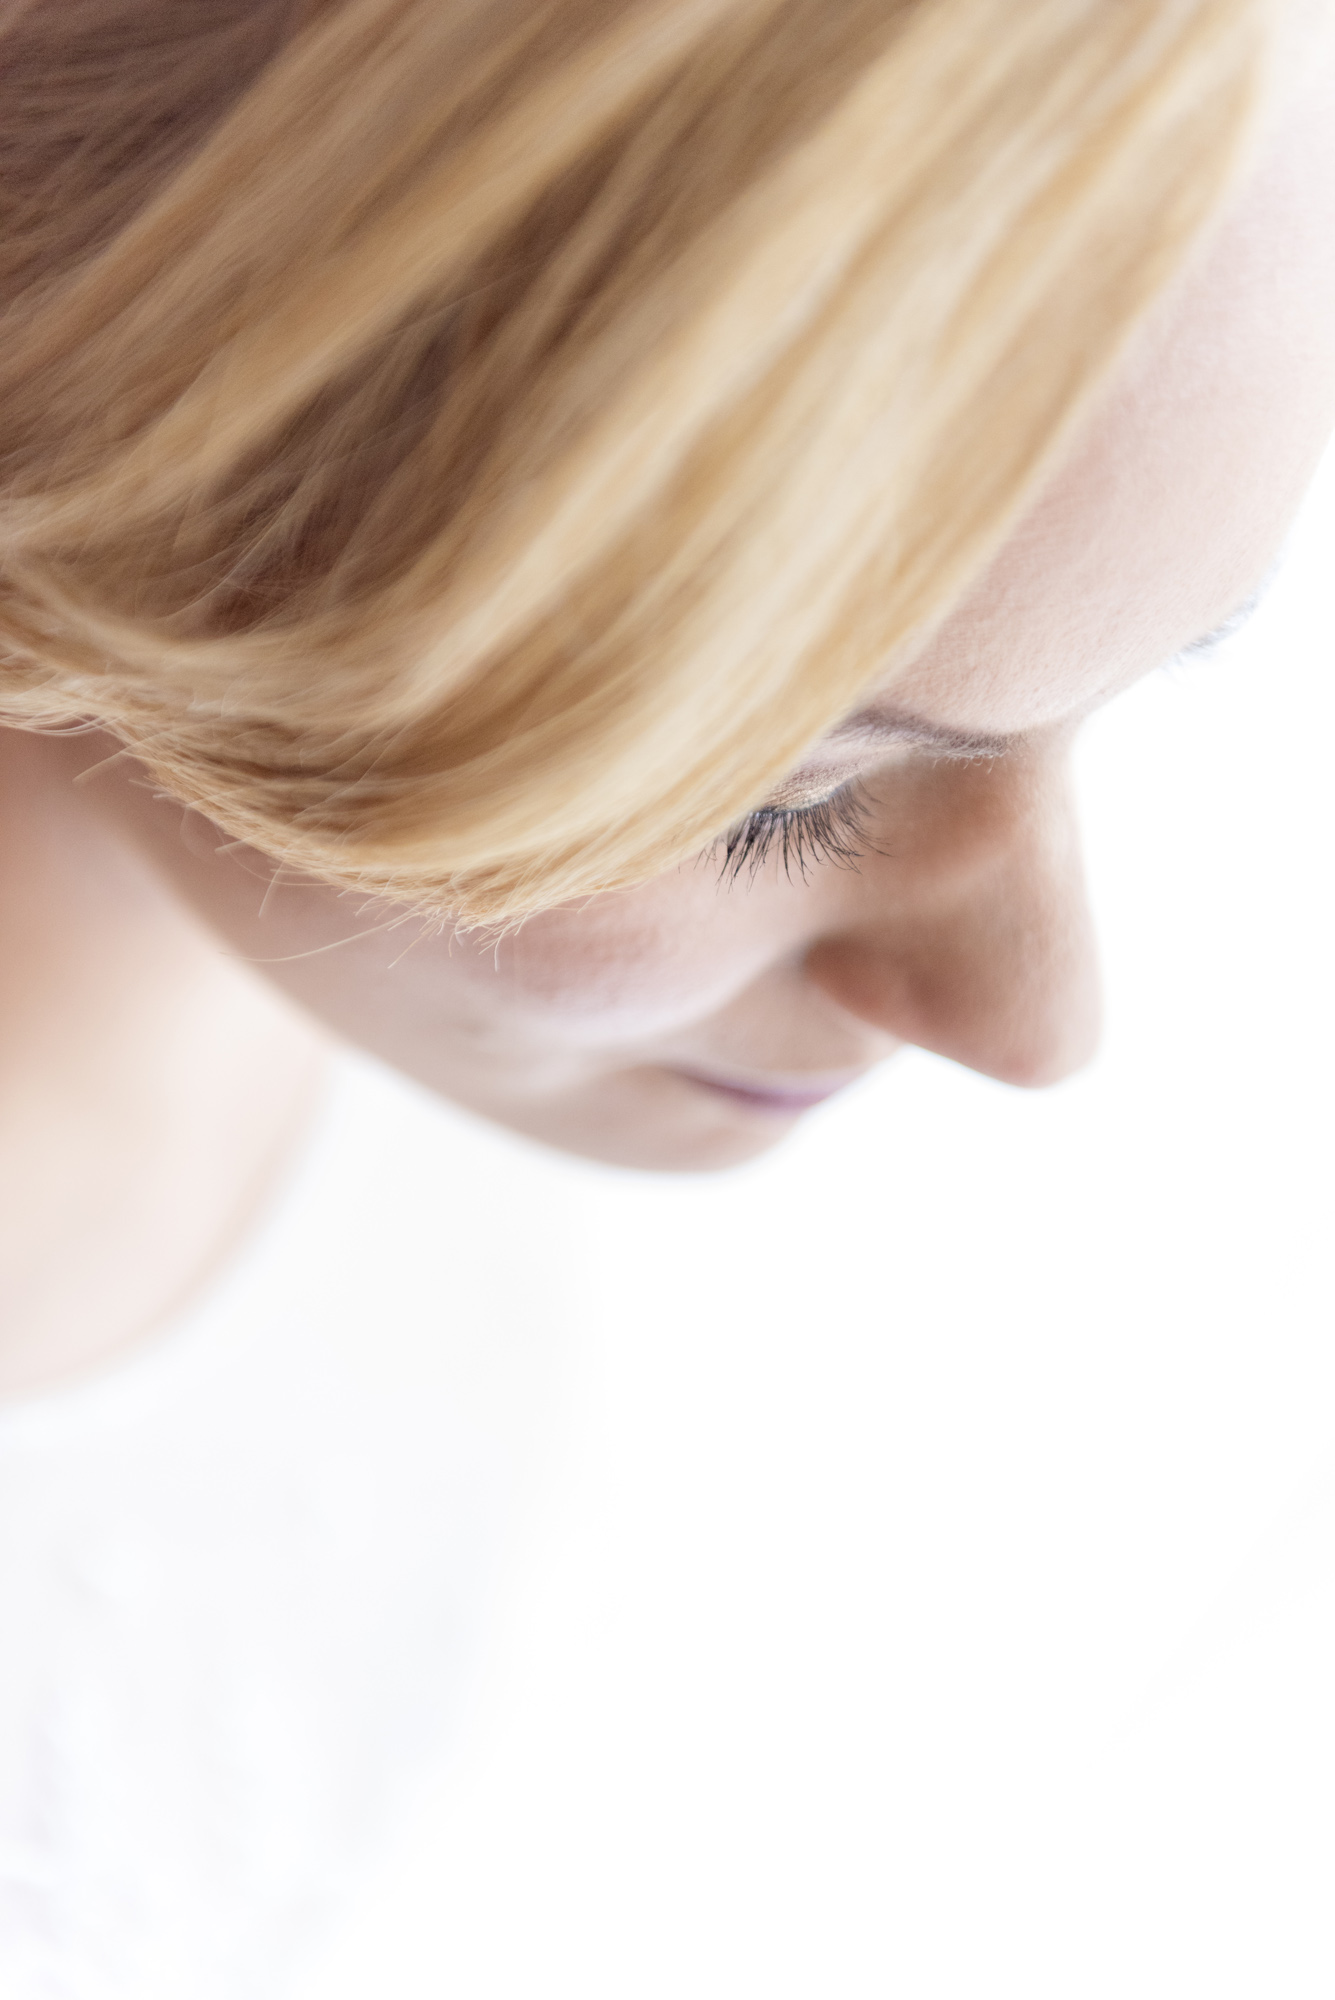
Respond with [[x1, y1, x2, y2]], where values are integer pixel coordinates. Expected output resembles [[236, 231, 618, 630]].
[[464, 869, 808, 1044]]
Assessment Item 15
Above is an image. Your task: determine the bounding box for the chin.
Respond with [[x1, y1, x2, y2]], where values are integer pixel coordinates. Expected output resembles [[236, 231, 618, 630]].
[[459, 1066, 806, 1174]]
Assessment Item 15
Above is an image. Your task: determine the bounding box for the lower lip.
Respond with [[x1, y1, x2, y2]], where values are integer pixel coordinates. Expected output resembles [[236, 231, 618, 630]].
[[671, 1070, 856, 1116]]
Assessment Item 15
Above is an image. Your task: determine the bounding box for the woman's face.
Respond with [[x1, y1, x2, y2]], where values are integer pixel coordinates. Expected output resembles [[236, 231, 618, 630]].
[[81, 35, 1335, 1170]]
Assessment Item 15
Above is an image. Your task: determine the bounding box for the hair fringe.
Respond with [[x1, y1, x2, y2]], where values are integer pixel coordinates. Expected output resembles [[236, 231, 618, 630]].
[[0, 0, 1274, 922]]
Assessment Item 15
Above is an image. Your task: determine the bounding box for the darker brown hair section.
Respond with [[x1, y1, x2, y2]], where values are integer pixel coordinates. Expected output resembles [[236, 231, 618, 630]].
[[0, 0, 300, 299]]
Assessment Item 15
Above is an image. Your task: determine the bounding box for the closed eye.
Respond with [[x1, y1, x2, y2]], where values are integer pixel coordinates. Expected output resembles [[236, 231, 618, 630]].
[[1174, 576, 1274, 661], [714, 779, 872, 884]]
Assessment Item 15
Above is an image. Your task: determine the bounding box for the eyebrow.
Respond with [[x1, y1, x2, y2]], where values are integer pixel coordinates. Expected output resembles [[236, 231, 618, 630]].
[[832, 581, 1279, 762]]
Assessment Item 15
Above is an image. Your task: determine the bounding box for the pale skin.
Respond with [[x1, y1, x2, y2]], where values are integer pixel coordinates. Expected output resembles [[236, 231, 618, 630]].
[[2, 17, 1335, 1393]]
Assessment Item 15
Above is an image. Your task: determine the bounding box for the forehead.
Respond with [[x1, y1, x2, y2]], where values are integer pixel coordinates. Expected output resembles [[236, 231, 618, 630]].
[[880, 53, 1335, 742]]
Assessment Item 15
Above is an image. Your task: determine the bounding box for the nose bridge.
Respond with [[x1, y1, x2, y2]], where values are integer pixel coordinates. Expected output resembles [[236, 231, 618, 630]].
[[805, 747, 1102, 1087]]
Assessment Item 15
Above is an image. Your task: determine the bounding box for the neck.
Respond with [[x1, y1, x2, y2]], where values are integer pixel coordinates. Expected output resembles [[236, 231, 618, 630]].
[[0, 726, 327, 1397]]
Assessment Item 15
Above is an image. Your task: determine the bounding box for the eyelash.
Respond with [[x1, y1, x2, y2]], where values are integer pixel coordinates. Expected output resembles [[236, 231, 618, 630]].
[[715, 781, 872, 884]]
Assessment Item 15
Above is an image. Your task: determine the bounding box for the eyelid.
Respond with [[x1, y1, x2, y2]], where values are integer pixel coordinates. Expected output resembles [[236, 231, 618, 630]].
[[757, 732, 929, 811], [755, 769, 858, 812], [756, 726, 991, 815]]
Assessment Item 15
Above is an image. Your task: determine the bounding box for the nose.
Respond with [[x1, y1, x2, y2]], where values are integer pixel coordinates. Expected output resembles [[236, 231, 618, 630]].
[[804, 748, 1101, 1088]]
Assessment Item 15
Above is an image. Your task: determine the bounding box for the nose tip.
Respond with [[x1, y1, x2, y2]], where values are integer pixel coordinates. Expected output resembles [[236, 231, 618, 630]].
[[973, 971, 1103, 1089], [806, 923, 1102, 1089], [802, 759, 1102, 1090]]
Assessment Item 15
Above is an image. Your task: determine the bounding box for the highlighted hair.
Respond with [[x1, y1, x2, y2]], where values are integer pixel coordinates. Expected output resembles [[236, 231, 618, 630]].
[[0, 0, 1271, 921]]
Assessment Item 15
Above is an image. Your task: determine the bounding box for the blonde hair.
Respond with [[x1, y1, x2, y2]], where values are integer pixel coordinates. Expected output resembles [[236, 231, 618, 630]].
[[0, 0, 1272, 923]]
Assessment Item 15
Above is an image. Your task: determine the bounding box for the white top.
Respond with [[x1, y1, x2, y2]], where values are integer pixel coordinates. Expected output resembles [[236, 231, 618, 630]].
[[0, 1056, 570, 2000]]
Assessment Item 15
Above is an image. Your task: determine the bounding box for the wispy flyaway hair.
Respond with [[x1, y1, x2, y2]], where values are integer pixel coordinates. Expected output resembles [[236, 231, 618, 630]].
[[0, 0, 1273, 921]]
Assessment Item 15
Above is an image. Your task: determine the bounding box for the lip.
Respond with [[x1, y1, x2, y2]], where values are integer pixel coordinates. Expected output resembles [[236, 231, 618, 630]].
[[668, 1064, 866, 1116]]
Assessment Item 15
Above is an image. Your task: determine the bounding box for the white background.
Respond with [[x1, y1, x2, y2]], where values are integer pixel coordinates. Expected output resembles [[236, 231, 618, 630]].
[[295, 445, 1334, 2000]]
